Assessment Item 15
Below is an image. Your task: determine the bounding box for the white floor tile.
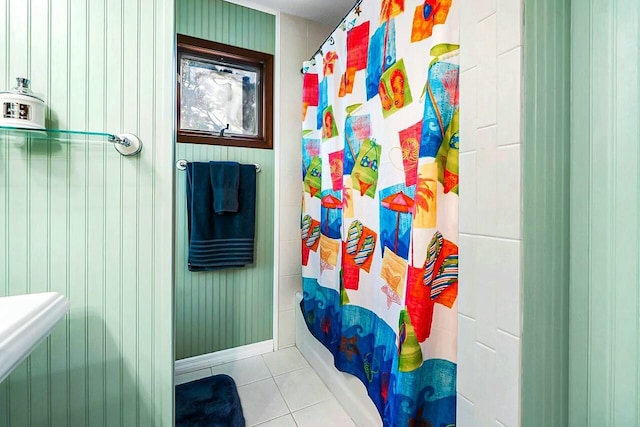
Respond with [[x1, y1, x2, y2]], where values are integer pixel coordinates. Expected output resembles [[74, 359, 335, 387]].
[[237, 378, 290, 426], [292, 398, 356, 427], [274, 366, 333, 412], [254, 414, 297, 427], [210, 355, 272, 387], [175, 346, 366, 426], [175, 368, 212, 386], [262, 346, 309, 376]]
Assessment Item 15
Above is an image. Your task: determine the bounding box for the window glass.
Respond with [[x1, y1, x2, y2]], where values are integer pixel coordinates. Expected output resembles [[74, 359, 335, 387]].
[[179, 56, 260, 136]]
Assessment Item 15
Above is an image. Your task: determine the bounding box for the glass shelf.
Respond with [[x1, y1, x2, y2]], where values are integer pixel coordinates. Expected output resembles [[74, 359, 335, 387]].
[[0, 125, 142, 156]]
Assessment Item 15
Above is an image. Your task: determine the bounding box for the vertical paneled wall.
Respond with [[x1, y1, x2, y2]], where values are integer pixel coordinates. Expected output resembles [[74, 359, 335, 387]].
[[522, 0, 571, 425], [276, 13, 330, 348], [458, 0, 523, 425], [570, 0, 640, 425], [0, 0, 174, 426], [175, 0, 276, 360]]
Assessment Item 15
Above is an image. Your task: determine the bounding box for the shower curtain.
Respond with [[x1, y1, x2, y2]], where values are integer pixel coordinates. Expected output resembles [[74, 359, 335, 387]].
[[300, 0, 458, 425]]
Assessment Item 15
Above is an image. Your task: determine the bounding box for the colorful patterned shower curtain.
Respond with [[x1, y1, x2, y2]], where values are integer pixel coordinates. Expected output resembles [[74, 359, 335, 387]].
[[300, 0, 459, 425]]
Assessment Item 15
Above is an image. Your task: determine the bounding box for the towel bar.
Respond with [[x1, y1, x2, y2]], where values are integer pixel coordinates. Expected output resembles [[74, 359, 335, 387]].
[[175, 159, 261, 173]]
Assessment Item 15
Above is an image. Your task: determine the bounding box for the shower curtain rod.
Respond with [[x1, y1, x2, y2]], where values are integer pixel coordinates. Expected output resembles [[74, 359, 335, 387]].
[[304, 0, 364, 66]]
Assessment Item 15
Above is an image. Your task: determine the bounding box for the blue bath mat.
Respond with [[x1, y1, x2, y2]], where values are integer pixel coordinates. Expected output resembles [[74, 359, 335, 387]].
[[176, 374, 245, 427]]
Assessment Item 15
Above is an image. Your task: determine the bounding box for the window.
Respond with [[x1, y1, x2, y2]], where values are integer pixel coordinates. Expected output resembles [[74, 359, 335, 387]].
[[177, 34, 274, 149]]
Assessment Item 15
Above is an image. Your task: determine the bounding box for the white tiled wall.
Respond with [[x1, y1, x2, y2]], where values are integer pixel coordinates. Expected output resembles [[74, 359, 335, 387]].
[[277, 14, 331, 348], [458, 0, 523, 425]]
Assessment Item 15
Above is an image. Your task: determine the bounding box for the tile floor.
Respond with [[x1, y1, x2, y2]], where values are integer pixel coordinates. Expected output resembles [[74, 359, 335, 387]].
[[175, 346, 356, 427]]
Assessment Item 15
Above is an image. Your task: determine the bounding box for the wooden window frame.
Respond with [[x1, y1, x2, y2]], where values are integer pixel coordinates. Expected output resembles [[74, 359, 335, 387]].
[[176, 34, 274, 149]]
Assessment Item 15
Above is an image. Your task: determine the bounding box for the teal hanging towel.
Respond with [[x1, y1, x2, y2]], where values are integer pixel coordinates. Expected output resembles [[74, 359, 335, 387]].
[[186, 161, 256, 271]]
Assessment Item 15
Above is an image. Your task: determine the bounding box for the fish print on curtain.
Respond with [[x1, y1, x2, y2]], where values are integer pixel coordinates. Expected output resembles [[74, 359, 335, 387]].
[[301, 0, 459, 425]]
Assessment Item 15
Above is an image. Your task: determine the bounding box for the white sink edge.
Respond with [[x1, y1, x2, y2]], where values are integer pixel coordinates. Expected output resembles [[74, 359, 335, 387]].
[[0, 292, 70, 383]]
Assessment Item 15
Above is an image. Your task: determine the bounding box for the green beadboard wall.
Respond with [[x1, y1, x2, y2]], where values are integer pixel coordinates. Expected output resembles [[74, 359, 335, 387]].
[[570, 0, 640, 425], [522, 0, 571, 425], [0, 0, 174, 426], [175, 0, 275, 360]]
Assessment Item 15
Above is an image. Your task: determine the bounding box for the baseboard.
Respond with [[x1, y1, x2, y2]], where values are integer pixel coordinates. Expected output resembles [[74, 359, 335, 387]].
[[174, 340, 274, 377]]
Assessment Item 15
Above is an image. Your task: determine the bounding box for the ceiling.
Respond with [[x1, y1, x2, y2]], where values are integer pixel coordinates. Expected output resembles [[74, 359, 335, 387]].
[[244, 0, 357, 26]]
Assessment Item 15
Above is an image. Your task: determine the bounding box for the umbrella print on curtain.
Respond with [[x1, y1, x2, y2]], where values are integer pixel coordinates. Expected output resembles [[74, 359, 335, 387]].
[[379, 184, 415, 260], [321, 193, 342, 236], [381, 191, 414, 254], [378, 186, 414, 310]]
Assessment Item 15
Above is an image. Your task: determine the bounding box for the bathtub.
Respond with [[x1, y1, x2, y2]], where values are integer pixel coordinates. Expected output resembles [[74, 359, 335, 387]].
[[295, 292, 383, 427]]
